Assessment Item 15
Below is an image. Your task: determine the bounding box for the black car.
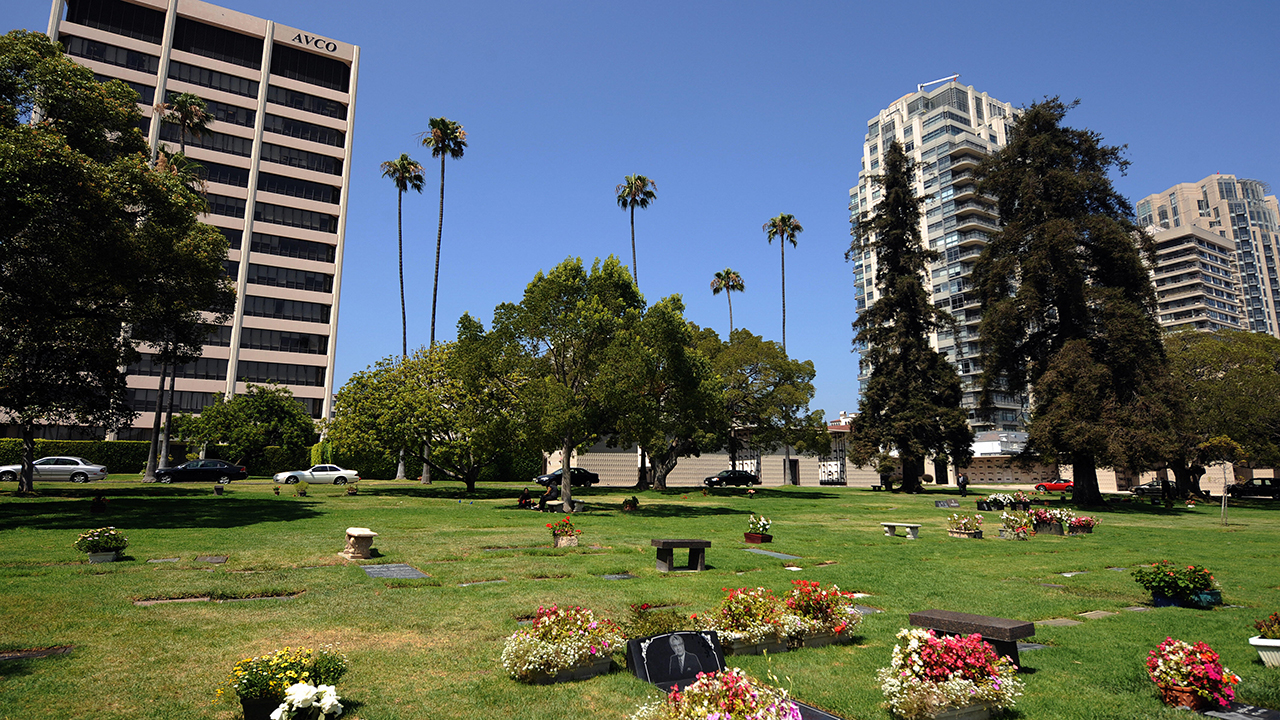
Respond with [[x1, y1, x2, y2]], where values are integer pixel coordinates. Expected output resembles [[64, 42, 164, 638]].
[[1227, 477, 1279, 499], [704, 469, 761, 487], [534, 467, 600, 487], [155, 459, 248, 484]]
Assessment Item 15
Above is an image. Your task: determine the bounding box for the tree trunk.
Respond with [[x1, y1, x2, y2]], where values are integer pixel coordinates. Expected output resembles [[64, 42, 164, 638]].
[[900, 455, 922, 494], [430, 156, 445, 348], [143, 360, 169, 482], [652, 438, 695, 490], [1071, 457, 1105, 507], [727, 292, 734, 336], [398, 188, 407, 359], [420, 440, 431, 484], [780, 242, 787, 352], [19, 422, 35, 493], [784, 445, 793, 485], [630, 205, 638, 287], [728, 436, 739, 470], [634, 447, 651, 490], [160, 368, 177, 468], [395, 450, 407, 481], [560, 438, 575, 513]]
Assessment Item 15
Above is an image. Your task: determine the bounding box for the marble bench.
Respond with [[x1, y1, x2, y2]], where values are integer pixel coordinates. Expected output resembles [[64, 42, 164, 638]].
[[880, 522, 921, 539]]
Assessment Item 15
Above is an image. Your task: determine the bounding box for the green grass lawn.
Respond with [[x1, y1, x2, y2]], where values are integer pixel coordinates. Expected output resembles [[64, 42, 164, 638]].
[[0, 480, 1277, 720]]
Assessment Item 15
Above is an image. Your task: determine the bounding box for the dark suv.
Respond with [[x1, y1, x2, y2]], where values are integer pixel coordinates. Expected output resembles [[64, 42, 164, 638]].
[[704, 469, 761, 487], [534, 467, 600, 487], [155, 459, 248, 484], [1227, 477, 1279, 499]]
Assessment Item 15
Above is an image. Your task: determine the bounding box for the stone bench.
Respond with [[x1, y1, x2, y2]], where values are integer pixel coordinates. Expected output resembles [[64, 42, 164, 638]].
[[870, 484, 884, 491], [651, 539, 710, 572], [880, 522, 921, 539], [908, 609, 1036, 667], [340, 527, 378, 560]]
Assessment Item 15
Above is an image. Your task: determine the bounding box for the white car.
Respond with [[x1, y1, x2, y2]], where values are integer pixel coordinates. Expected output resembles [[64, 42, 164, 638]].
[[273, 465, 359, 485], [0, 456, 108, 483]]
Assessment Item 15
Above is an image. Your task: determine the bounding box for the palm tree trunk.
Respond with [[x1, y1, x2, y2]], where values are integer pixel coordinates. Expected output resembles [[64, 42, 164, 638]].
[[727, 292, 734, 336], [143, 359, 169, 482], [160, 368, 176, 468], [430, 156, 445, 348], [398, 189, 406, 359], [780, 241, 787, 352], [630, 205, 638, 286]]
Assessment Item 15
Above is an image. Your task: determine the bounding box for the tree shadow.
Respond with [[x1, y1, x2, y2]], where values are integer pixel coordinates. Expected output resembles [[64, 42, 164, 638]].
[[0, 496, 324, 531], [372, 486, 522, 501]]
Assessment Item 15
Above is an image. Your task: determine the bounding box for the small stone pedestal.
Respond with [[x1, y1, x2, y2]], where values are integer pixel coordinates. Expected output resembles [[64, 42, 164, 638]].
[[340, 527, 378, 560]]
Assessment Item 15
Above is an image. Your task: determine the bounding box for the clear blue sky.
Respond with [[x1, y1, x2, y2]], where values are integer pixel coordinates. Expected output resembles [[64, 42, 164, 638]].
[[6, 1, 1279, 420]]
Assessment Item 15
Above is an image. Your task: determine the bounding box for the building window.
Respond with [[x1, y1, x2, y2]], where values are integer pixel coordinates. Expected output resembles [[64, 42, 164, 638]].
[[215, 226, 242, 250], [208, 194, 246, 219], [266, 85, 347, 120], [242, 295, 331, 324], [97, 74, 154, 104], [129, 354, 228, 381], [128, 388, 220, 413], [199, 161, 251, 188], [62, 35, 159, 74], [235, 360, 326, 386], [168, 59, 258, 98], [65, 0, 165, 44], [240, 327, 329, 355], [254, 202, 338, 233], [246, 264, 334, 293], [165, 92, 255, 128], [171, 16, 263, 70], [250, 233, 336, 263], [204, 324, 233, 347], [270, 43, 350, 92], [264, 114, 345, 147], [260, 142, 342, 175], [257, 172, 341, 204], [159, 122, 253, 157]]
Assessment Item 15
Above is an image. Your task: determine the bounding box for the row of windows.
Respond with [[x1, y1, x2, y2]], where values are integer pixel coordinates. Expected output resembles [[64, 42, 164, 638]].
[[97, 73, 154, 104], [264, 113, 345, 147], [128, 388, 219, 414], [169, 59, 258, 98], [261, 142, 343, 175], [255, 202, 338, 233], [266, 85, 348, 120], [270, 43, 350, 93], [238, 360, 326, 387], [66, 0, 164, 44], [129, 354, 228, 381], [172, 16, 262, 70], [240, 327, 328, 355], [205, 324, 233, 346], [200, 161, 250, 188], [243, 295, 331, 324], [250, 233, 336, 263], [159, 122, 252, 156], [64, 35, 158, 74], [208, 194, 246, 219], [159, 127, 342, 181], [259, 173, 341, 204], [246, 263, 334, 293], [182, 94, 255, 128]]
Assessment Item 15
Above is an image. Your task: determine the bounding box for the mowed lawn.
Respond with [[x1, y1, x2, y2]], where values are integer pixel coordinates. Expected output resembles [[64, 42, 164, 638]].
[[1, 480, 1278, 720]]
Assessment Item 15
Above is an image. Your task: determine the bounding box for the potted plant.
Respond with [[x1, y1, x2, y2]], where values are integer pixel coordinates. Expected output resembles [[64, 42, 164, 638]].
[[946, 513, 983, 539], [783, 580, 862, 648], [998, 511, 1030, 540], [271, 683, 344, 719], [877, 628, 1023, 720], [1009, 490, 1032, 511], [500, 604, 622, 683], [987, 493, 1013, 510], [628, 667, 800, 720], [745, 514, 772, 543], [345, 480, 358, 496], [1146, 637, 1239, 710], [1030, 508, 1063, 536], [1132, 561, 1221, 608], [700, 586, 787, 655], [547, 515, 582, 548], [1249, 613, 1280, 667], [1067, 516, 1096, 535], [73, 527, 128, 563], [295, 480, 309, 497], [218, 645, 348, 720], [621, 496, 639, 511]]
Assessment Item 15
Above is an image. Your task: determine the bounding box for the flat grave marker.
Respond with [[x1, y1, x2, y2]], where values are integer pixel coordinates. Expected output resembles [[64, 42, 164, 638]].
[[1205, 703, 1280, 720], [147, 558, 178, 563], [934, 500, 961, 508], [598, 573, 637, 580], [744, 548, 802, 560], [854, 605, 882, 615], [1060, 571, 1088, 577], [0, 646, 73, 662], [1078, 610, 1118, 620], [361, 564, 429, 580], [458, 579, 507, 587], [195, 556, 227, 564], [1035, 618, 1082, 627]]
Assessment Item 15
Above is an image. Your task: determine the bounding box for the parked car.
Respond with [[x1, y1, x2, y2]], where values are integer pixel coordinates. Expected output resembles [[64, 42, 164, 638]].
[[704, 469, 761, 487], [1227, 477, 1279, 499], [0, 456, 107, 483], [534, 467, 600, 487], [1130, 480, 1168, 498], [156, 459, 247, 484], [273, 465, 359, 485], [1035, 480, 1074, 492]]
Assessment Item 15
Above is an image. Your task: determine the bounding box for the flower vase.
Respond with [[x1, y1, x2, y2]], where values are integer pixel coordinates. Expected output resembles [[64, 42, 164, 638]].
[[213, 484, 224, 496], [933, 702, 992, 720], [1158, 686, 1210, 710], [801, 630, 852, 648], [997, 529, 1027, 540], [241, 697, 282, 720], [86, 551, 118, 563], [1151, 593, 1180, 608], [553, 535, 579, 548], [946, 529, 983, 539], [743, 532, 772, 543], [1032, 522, 1063, 536], [1184, 589, 1222, 609], [1249, 636, 1280, 667], [724, 637, 788, 656], [528, 655, 613, 684], [975, 501, 992, 511]]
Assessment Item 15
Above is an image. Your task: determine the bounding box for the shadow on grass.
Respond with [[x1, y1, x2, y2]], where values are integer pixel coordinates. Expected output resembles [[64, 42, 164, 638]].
[[0, 496, 323, 531]]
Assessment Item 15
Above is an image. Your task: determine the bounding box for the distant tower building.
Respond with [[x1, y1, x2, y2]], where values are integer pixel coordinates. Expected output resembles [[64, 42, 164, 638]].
[[849, 79, 1026, 432], [1146, 225, 1244, 333], [48, 0, 358, 439], [1136, 175, 1280, 337]]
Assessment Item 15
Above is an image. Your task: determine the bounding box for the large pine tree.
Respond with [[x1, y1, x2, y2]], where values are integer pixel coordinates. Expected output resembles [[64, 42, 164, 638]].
[[973, 98, 1176, 506], [849, 140, 973, 493]]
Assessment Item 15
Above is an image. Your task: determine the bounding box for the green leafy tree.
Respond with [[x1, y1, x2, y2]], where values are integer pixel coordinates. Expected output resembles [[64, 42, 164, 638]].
[[421, 117, 466, 348], [615, 174, 657, 286], [763, 214, 802, 352], [847, 140, 973, 493], [494, 256, 643, 510], [0, 31, 231, 492], [178, 383, 315, 468], [153, 91, 211, 155], [973, 98, 1176, 506], [710, 268, 745, 336], [328, 316, 527, 492]]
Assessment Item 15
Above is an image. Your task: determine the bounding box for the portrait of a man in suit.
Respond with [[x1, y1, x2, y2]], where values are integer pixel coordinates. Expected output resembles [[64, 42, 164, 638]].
[[667, 634, 703, 677]]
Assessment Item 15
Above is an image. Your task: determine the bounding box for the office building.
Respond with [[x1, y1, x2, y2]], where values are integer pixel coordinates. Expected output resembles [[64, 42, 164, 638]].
[[47, 0, 358, 438], [849, 80, 1026, 431], [1136, 175, 1280, 337]]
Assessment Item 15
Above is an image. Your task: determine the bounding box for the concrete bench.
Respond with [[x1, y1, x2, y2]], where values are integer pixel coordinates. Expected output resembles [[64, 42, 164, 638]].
[[870, 484, 884, 491], [651, 539, 710, 572], [908, 609, 1036, 667], [340, 527, 378, 560], [880, 522, 921, 539]]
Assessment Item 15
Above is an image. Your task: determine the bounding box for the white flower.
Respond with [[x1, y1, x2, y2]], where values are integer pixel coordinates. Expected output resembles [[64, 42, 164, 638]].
[[285, 682, 316, 708], [270, 706, 285, 720]]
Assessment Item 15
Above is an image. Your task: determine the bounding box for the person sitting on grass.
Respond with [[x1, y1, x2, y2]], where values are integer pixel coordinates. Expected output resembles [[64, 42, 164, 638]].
[[518, 487, 532, 509]]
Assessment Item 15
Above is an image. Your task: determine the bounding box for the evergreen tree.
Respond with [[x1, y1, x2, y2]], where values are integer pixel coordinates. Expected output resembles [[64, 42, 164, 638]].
[[848, 140, 973, 493], [973, 98, 1176, 506]]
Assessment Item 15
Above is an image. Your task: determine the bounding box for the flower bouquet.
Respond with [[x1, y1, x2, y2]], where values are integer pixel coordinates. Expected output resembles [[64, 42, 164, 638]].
[[1146, 637, 1239, 709], [999, 511, 1030, 540], [1067, 516, 1096, 534], [501, 605, 623, 683], [1030, 508, 1063, 535], [1132, 561, 1220, 607], [270, 683, 343, 720], [219, 645, 348, 720], [946, 513, 983, 538], [629, 667, 801, 720], [784, 580, 861, 646], [547, 515, 582, 547], [73, 526, 128, 561], [987, 493, 1014, 509], [700, 586, 787, 651], [746, 515, 773, 542], [878, 628, 1023, 720], [1250, 613, 1280, 667]]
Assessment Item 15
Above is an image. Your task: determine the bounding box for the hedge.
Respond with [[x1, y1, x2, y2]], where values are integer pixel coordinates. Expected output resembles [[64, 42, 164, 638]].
[[307, 442, 544, 481], [0, 439, 308, 477]]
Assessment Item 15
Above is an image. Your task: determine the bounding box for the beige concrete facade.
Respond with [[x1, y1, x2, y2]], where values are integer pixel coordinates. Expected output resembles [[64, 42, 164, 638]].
[[1137, 175, 1280, 337], [49, 0, 357, 438], [849, 81, 1027, 432]]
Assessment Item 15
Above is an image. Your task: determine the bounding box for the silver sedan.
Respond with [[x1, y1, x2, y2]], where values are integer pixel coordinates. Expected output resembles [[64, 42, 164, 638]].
[[273, 465, 359, 485], [0, 456, 108, 483]]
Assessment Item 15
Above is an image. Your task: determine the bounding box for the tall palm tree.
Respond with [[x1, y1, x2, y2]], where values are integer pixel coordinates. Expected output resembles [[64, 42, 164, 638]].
[[615, 175, 657, 286], [154, 92, 211, 155], [380, 153, 426, 359], [420, 117, 467, 347], [763, 214, 803, 351], [710, 268, 745, 336]]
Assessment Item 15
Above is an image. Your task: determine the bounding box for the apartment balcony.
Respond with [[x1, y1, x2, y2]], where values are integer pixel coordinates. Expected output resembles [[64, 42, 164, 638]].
[[955, 215, 1000, 233]]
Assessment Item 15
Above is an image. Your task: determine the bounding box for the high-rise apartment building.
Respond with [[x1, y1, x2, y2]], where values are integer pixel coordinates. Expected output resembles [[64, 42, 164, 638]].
[[1147, 225, 1244, 333], [1136, 175, 1280, 337], [47, 0, 358, 439], [849, 80, 1025, 431]]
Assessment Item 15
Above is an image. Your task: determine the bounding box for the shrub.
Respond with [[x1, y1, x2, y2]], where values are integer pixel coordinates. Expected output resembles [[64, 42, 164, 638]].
[[72, 527, 128, 554], [217, 645, 347, 703], [1146, 637, 1239, 707], [1253, 613, 1280, 640], [1132, 561, 1217, 599], [877, 628, 1023, 719], [500, 605, 623, 681]]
